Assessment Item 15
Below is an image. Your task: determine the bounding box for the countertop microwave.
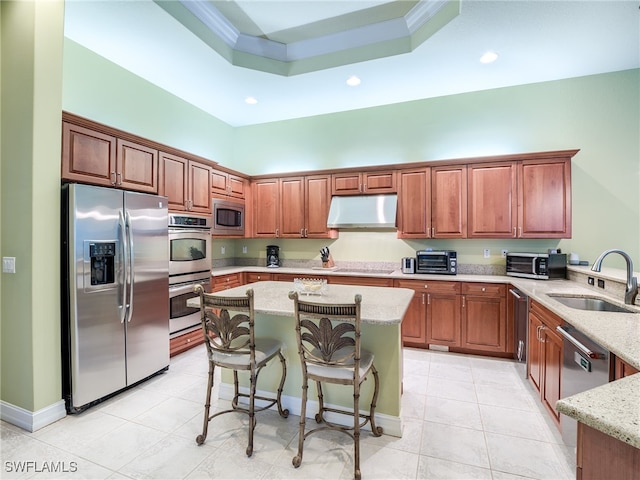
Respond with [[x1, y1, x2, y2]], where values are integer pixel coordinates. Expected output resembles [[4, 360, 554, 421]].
[[212, 198, 245, 236], [506, 252, 566, 280], [415, 250, 457, 275]]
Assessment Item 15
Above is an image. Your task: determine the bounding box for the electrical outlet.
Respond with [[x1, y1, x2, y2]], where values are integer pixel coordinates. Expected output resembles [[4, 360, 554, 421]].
[[597, 279, 605, 289], [242, 246, 247, 254], [588, 276, 595, 286], [221, 246, 225, 255], [2, 257, 16, 273], [501, 249, 508, 258], [483, 248, 490, 258]]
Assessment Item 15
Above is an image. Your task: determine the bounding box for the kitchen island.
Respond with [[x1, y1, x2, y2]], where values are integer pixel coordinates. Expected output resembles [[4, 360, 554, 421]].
[[189, 281, 414, 437]]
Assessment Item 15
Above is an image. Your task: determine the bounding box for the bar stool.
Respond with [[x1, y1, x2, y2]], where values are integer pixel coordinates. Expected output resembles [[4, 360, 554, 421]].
[[194, 285, 288, 456], [288, 291, 382, 480]]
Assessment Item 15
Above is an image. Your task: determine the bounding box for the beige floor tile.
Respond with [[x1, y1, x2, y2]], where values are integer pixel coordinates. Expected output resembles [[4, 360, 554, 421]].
[[420, 422, 490, 469], [417, 455, 493, 479], [424, 396, 483, 430]]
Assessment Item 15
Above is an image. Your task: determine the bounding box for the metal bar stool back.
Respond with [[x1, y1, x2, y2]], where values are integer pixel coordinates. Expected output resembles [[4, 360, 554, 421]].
[[194, 285, 288, 456], [288, 291, 382, 480]]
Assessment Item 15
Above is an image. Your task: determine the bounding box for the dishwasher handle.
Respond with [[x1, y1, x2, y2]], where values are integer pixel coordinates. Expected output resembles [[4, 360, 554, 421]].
[[556, 325, 605, 360], [509, 288, 523, 299]]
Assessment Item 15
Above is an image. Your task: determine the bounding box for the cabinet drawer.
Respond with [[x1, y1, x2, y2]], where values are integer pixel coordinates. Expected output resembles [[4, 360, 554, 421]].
[[170, 329, 204, 357], [212, 273, 243, 291], [327, 276, 394, 287], [394, 279, 460, 294], [462, 283, 505, 296], [245, 272, 272, 283]]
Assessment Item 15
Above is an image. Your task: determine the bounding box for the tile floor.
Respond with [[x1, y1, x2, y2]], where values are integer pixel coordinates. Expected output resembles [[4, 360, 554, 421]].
[[1, 346, 575, 479]]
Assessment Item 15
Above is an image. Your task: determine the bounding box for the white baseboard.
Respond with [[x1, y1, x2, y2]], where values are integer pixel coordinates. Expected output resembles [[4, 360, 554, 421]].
[[0, 399, 66, 432], [219, 384, 403, 437]]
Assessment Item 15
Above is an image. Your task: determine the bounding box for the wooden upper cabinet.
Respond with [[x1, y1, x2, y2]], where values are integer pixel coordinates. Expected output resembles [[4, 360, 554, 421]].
[[304, 175, 335, 238], [159, 152, 212, 213], [397, 168, 430, 238], [467, 162, 518, 238], [432, 165, 467, 238], [279, 177, 306, 238], [62, 122, 158, 193], [252, 175, 336, 239], [211, 168, 246, 199], [518, 158, 571, 238], [468, 157, 572, 239], [252, 179, 280, 237], [332, 170, 396, 195]]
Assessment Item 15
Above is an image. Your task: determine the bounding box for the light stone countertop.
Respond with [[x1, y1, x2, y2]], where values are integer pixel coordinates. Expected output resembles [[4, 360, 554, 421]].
[[193, 280, 414, 325], [212, 265, 640, 448], [555, 374, 640, 448]]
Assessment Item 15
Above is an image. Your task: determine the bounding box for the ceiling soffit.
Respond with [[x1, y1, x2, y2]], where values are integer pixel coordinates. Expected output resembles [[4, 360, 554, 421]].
[[154, 0, 460, 76]]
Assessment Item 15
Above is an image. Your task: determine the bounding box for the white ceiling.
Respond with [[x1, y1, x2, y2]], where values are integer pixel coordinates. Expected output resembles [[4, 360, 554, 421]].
[[64, 1, 640, 127]]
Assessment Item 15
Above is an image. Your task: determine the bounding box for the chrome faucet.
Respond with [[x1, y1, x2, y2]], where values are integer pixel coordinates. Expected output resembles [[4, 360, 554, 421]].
[[591, 249, 638, 305]]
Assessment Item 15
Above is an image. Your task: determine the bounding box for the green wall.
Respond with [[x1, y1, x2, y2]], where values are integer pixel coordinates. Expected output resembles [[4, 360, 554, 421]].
[[232, 70, 640, 267], [1, 0, 64, 413]]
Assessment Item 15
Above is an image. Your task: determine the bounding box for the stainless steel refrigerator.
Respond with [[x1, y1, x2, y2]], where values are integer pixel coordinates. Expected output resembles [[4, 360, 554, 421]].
[[61, 183, 170, 413]]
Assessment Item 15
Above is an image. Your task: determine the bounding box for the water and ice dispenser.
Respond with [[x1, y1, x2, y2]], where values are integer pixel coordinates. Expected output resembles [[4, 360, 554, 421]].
[[89, 242, 116, 286]]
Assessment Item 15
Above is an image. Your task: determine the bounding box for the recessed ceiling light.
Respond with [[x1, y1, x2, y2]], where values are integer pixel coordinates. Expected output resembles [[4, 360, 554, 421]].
[[244, 96, 258, 105], [479, 51, 499, 64], [346, 75, 361, 87]]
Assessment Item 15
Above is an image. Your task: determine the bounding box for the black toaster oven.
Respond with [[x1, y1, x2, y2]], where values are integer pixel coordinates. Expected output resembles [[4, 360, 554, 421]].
[[415, 250, 457, 275]]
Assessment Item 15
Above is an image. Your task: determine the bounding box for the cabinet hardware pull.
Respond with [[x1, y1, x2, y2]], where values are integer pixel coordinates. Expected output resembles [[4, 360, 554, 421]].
[[422, 293, 425, 305], [300, 228, 304, 237], [304, 228, 307, 237], [116, 172, 122, 185], [427, 294, 431, 305], [518, 227, 522, 237], [513, 227, 517, 237], [276, 228, 279, 237], [111, 172, 116, 185], [432, 227, 435, 237], [482, 287, 486, 292], [462, 296, 465, 308]]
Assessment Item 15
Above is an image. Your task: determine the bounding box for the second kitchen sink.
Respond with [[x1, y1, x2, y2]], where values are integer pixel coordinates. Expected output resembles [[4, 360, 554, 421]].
[[547, 294, 637, 313]]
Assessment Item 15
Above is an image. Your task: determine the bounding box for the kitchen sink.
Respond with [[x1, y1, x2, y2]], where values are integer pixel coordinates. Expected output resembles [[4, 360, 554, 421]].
[[547, 294, 637, 313]]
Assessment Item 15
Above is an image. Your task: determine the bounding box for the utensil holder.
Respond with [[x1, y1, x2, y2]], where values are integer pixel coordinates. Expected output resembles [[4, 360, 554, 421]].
[[322, 254, 335, 268]]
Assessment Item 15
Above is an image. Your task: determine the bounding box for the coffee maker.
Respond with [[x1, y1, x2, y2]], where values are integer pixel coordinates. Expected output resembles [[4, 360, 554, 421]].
[[266, 245, 280, 268]]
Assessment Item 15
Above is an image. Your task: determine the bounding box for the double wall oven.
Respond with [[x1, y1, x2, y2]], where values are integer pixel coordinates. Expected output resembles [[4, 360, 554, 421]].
[[168, 213, 211, 338]]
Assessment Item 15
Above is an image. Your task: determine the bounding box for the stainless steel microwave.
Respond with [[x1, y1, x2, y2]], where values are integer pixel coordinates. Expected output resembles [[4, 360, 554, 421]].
[[212, 198, 245, 236], [416, 250, 457, 275], [506, 252, 566, 280]]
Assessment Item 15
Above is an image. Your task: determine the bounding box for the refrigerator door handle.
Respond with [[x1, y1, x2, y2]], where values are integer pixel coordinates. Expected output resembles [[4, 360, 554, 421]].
[[125, 210, 135, 323], [118, 210, 127, 324]]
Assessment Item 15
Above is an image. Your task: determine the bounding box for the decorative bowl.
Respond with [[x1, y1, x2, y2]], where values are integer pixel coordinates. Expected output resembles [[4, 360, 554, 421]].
[[293, 278, 327, 295]]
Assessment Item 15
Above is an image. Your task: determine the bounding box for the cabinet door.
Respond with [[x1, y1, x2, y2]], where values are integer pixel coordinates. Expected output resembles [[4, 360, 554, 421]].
[[188, 161, 212, 213], [159, 152, 188, 211], [253, 179, 279, 237], [305, 175, 334, 238], [468, 162, 517, 238], [397, 168, 430, 238], [279, 177, 306, 237], [426, 293, 461, 347], [527, 311, 543, 393], [332, 173, 362, 195], [212, 273, 242, 292], [117, 139, 158, 193], [432, 165, 467, 238], [542, 326, 563, 423], [211, 169, 229, 197], [62, 122, 116, 186], [612, 355, 640, 380], [363, 171, 396, 194], [518, 159, 571, 238], [228, 174, 246, 199], [462, 295, 506, 352], [401, 290, 427, 347]]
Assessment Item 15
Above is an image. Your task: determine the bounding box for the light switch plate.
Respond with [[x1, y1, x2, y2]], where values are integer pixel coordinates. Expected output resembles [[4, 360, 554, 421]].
[[3, 257, 16, 273], [483, 248, 490, 258]]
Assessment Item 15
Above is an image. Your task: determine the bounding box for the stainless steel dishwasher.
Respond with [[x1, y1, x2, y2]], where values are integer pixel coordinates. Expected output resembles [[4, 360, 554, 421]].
[[509, 288, 528, 378], [556, 323, 610, 446]]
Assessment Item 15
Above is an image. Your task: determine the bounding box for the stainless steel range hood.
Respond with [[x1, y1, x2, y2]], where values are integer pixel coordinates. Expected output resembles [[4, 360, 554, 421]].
[[327, 194, 397, 229]]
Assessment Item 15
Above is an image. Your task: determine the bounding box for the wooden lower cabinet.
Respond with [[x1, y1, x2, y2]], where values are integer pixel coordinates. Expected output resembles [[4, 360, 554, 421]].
[[528, 300, 563, 425], [170, 329, 203, 357], [612, 354, 640, 379], [211, 273, 243, 292], [245, 272, 273, 283], [327, 275, 393, 287], [461, 283, 507, 352], [576, 423, 640, 480]]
